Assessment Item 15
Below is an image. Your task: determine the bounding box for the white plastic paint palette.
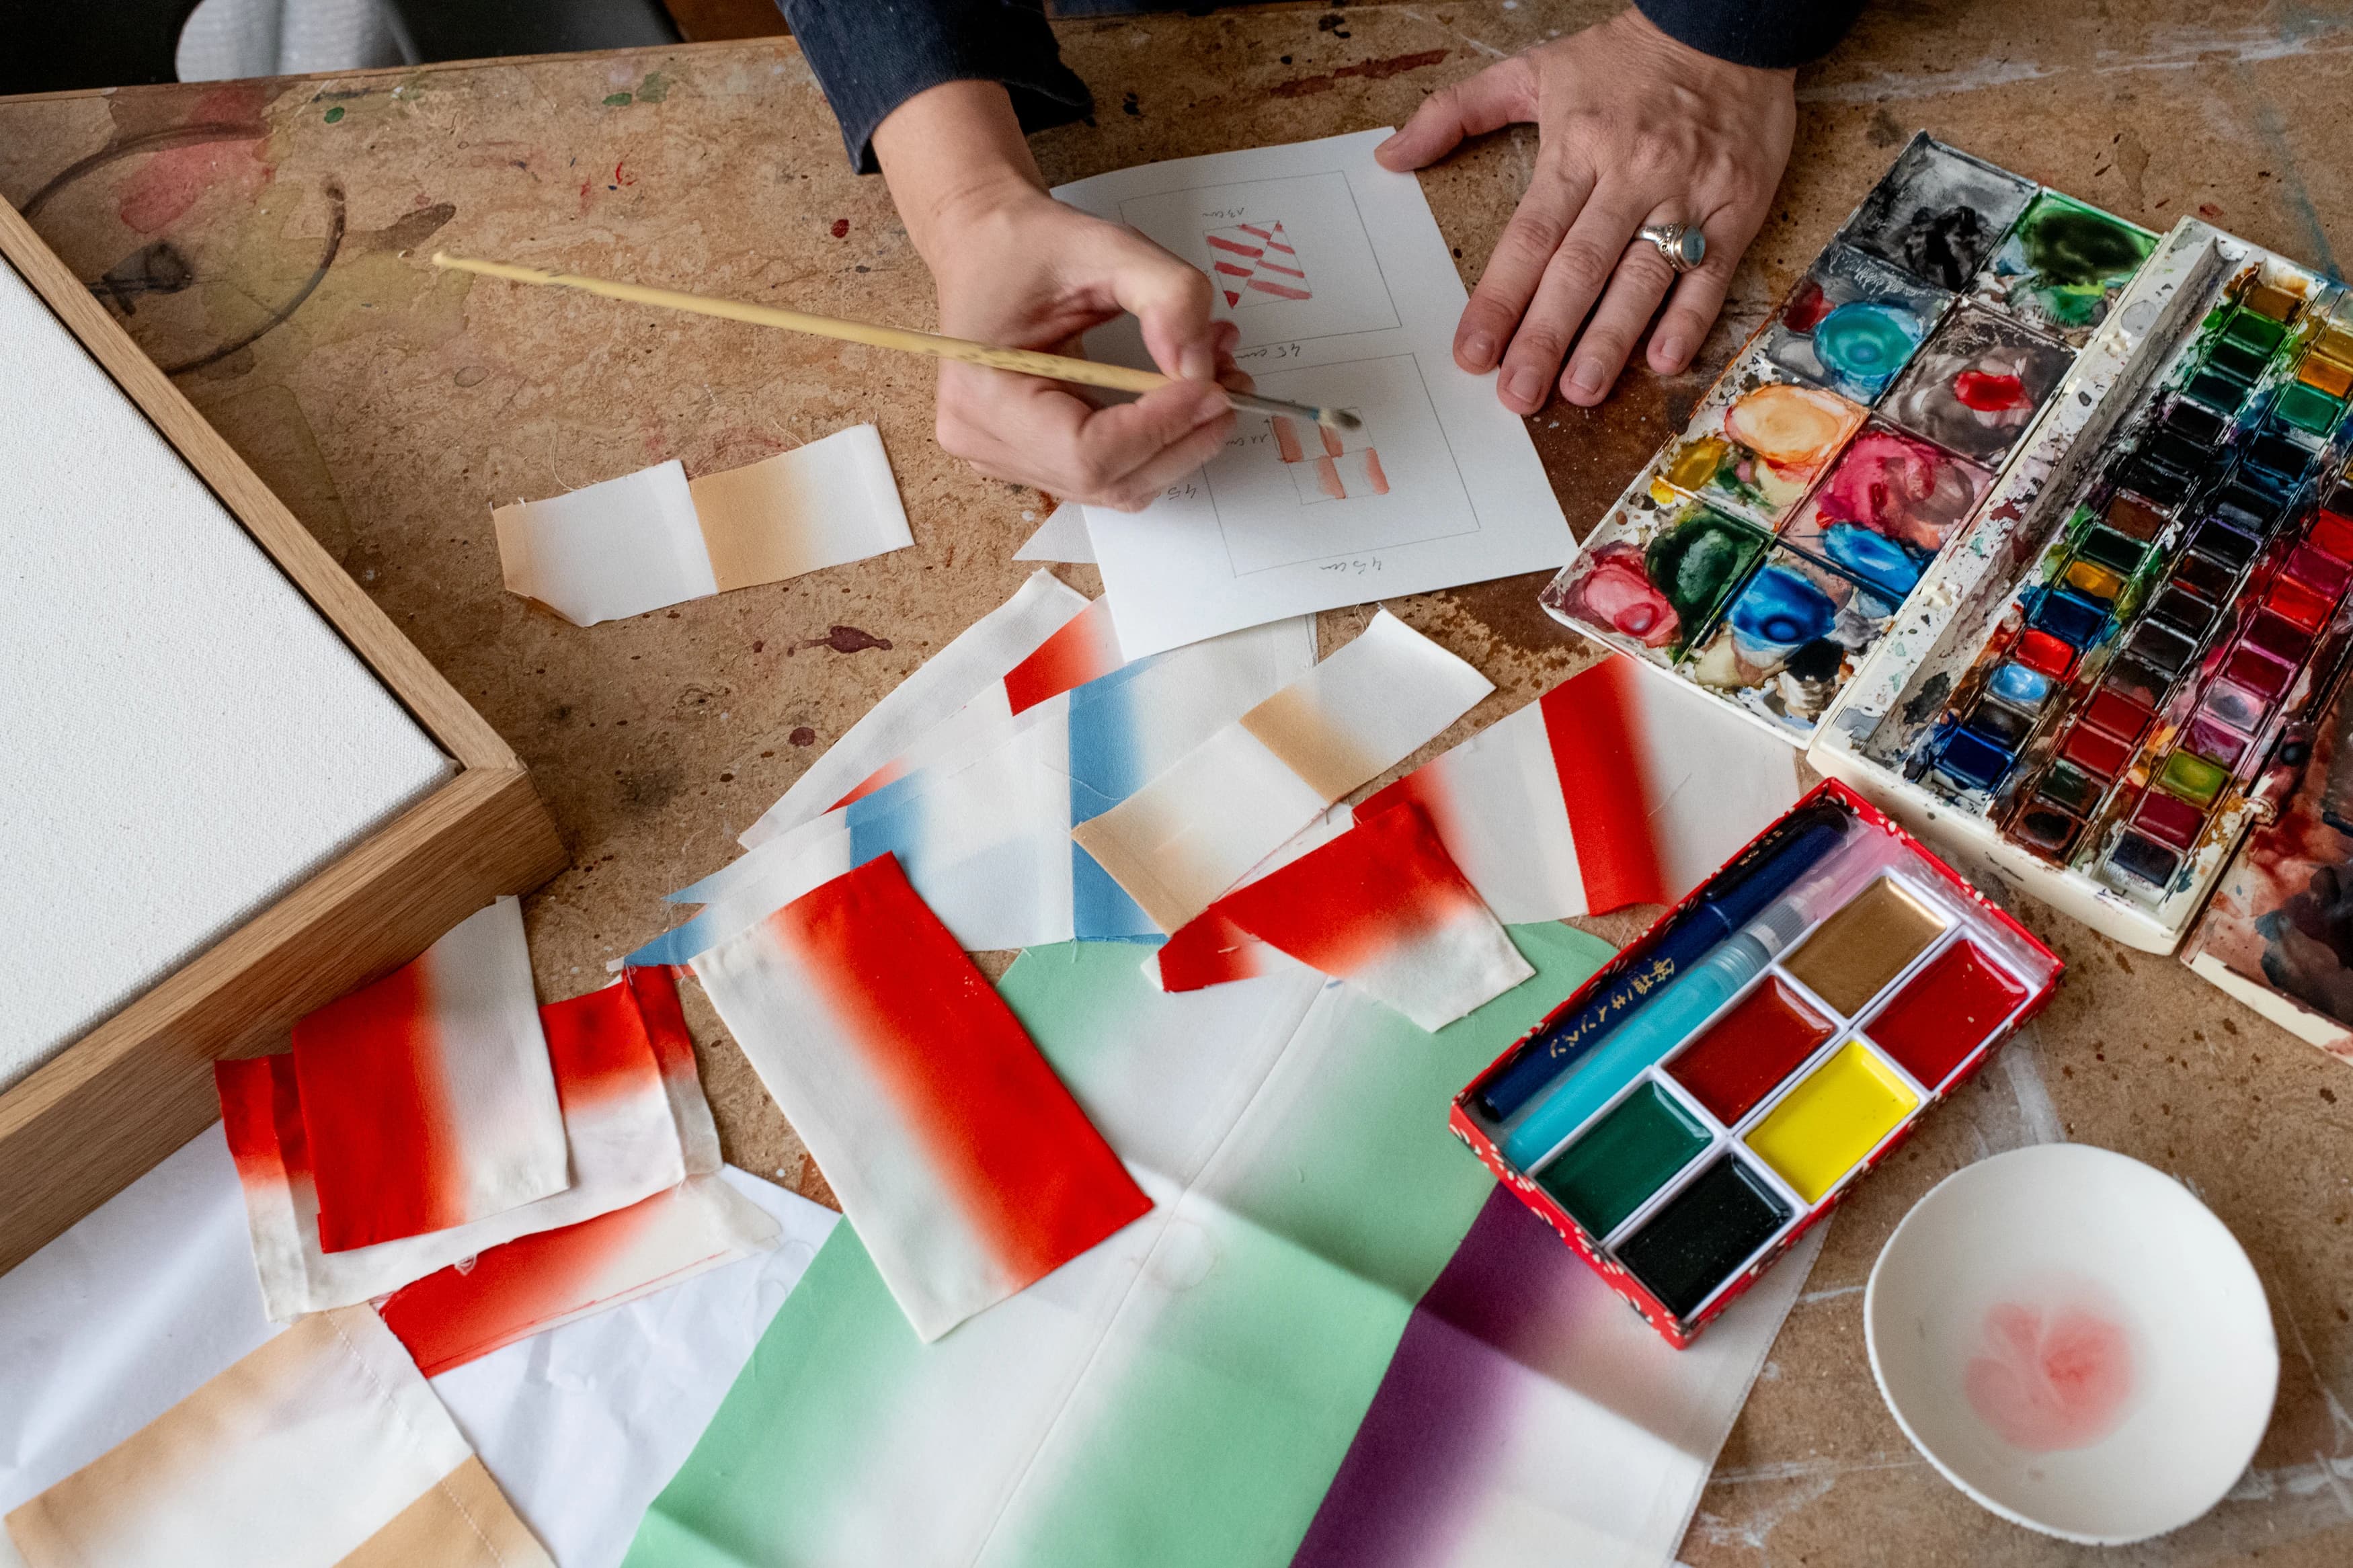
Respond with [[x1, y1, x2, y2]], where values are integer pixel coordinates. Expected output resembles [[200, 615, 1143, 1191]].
[[1866, 1143, 2278, 1544]]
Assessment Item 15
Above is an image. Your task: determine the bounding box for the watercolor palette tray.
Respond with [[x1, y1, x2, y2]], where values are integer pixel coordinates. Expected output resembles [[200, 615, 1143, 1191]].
[[1453, 784, 2062, 1347], [1811, 213, 2353, 952], [1542, 135, 2151, 739]]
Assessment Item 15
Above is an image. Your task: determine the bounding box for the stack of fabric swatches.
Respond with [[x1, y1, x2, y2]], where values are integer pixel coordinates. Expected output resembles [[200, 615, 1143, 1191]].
[[1542, 134, 2155, 737]]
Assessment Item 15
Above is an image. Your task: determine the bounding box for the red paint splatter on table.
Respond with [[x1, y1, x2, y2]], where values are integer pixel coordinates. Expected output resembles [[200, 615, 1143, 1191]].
[[117, 84, 275, 235], [830, 218, 850, 239], [797, 626, 892, 655], [1965, 1298, 2135, 1450], [789, 727, 817, 747]]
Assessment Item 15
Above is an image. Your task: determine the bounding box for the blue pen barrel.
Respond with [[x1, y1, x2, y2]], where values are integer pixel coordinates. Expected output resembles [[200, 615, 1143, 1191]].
[[1501, 934, 1770, 1171]]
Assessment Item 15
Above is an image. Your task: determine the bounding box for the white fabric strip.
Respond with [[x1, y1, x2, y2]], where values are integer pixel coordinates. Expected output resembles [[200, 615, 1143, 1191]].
[[1074, 612, 1490, 932], [492, 460, 717, 626], [1012, 503, 1095, 564], [741, 571, 1088, 847]]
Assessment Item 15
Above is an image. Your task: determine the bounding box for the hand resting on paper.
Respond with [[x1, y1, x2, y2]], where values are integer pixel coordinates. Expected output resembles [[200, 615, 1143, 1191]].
[[874, 81, 1251, 512], [1375, 6, 1798, 415]]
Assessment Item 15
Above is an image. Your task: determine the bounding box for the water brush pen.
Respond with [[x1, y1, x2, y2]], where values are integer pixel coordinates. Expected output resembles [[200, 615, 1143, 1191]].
[[1472, 802, 1856, 1122], [1498, 838, 1875, 1171]]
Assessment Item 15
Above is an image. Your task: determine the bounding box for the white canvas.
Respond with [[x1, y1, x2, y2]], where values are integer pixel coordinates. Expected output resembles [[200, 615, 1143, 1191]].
[[0, 255, 452, 1087]]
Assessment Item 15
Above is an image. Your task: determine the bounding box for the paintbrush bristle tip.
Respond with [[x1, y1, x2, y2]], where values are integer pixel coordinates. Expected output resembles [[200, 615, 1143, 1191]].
[[1324, 409, 1363, 432]]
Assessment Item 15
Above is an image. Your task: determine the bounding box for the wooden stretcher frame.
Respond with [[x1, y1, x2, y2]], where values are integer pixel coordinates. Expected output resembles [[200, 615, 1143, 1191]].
[[0, 196, 569, 1274]]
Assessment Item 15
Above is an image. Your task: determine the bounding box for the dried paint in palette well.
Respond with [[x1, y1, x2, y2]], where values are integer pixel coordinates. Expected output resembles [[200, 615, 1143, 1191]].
[[1458, 784, 2063, 1347], [1535, 1081, 1710, 1237], [1616, 1155, 1792, 1319], [1744, 1040, 1920, 1204], [1782, 875, 1948, 1014], [1668, 975, 1833, 1126]]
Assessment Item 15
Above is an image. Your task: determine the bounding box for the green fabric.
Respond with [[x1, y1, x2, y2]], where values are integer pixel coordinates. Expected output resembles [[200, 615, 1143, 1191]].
[[627, 923, 1613, 1568]]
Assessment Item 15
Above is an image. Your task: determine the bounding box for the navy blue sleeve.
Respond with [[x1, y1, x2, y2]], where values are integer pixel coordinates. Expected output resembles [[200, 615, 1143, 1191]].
[[781, 0, 1094, 174], [1631, 0, 1867, 69]]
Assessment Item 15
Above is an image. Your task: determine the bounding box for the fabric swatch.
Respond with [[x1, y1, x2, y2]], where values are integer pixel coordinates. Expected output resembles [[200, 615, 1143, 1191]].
[[634, 615, 1316, 963], [378, 1174, 780, 1376], [627, 964, 723, 1174], [3, 1307, 550, 1568], [491, 426, 911, 626], [221, 978, 689, 1319], [1359, 653, 1806, 921], [1073, 610, 1492, 932], [0, 1121, 837, 1568], [1012, 502, 1095, 564], [1155, 800, 1532, 1029], [290, 895, 567, 1252], [632, 921, 1810, 1567], [740, 571, 1088, 845], [690, 855, 1151, 1340]]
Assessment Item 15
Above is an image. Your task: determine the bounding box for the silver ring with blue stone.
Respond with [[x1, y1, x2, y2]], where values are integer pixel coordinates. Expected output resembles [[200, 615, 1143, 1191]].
[[1639, 222, 1706, 274]]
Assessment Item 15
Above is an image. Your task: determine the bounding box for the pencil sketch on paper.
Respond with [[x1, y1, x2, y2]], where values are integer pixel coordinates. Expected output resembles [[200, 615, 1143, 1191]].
[[1206, 221, 1312, 307], [1269, 413, 1387, 504]]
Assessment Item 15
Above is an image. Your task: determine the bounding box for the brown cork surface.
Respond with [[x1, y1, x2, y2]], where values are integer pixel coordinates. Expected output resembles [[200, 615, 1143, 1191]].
[[5, 5, 2351, 1560]]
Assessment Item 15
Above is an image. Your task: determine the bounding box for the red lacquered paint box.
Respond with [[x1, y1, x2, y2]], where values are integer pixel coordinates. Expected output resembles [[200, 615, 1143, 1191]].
[[1453, 780, 2064, 1348]]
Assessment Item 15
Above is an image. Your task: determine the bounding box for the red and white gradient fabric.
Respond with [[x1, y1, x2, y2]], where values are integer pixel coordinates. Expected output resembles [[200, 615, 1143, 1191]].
[[1152, 801, 1531, 1029], [377, 1174, 779, 1376], [218, 978, 691, 1320], [289, 896, 567, 1251], [627, 964, 722, 1173], [1073, 611, 1492, 933], [1358, 652, 1806, 921], [3, 1307, 551, 1568], [740, 571, 1092, 846], [691, 854, 1152, 1341]]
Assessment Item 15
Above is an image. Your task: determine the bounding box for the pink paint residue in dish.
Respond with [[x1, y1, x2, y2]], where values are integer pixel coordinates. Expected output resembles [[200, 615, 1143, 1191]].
[[1964, 1298, 2136, 1450]]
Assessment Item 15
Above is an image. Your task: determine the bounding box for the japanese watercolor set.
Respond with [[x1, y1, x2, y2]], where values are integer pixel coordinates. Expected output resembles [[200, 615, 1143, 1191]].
[[1548, 134, 2353, 960]]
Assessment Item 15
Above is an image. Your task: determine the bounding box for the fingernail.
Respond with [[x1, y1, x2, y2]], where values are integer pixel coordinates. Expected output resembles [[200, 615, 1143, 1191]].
[[1179, 345, 1213, 382], [1568, 359, 1607, 399], [1503, 367, 1542, 407], [1463, 333, 1497, 369], [1655, 335, 1688, 368]]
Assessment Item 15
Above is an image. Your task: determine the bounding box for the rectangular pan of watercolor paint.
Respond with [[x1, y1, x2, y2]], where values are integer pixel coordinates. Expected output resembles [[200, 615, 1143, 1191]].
[[1453, 781, 2062, 1348]]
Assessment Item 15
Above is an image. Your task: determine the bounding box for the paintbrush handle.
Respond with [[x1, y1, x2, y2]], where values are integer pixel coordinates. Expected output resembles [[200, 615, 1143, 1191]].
[[431, 252, 1351, 430]]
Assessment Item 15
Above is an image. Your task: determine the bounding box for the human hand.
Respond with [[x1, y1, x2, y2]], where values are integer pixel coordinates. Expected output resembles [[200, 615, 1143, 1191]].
[[875, 82, 1246, 511], [1375, 7, 1796, 414]]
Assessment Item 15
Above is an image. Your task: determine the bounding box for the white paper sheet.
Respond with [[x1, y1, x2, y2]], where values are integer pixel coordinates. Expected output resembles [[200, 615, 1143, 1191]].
[[1013, 503, 1094, 563], [493, 426, 912, 627], [0, 1124, 836, 1568], [1055, 130, 1572, 657]]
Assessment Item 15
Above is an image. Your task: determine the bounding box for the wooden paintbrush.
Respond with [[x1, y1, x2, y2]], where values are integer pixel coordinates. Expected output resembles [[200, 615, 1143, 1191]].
[[432, 252, 1361, 434]]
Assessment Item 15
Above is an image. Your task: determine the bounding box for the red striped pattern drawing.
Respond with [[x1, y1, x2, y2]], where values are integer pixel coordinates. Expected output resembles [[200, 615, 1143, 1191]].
[[1205, 220, 1312, 306]]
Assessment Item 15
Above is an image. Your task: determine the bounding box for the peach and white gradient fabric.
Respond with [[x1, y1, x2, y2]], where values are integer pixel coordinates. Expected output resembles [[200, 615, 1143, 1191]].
[[2, 1307, 550, 1568], [290, 896, 567, 1251], [1152, 801, 1531, 1029], [1072, 611, 1492, 933], [378, 1174, 779, 1376], [220, 975, 693, 1319], [692, 854, 1151, 1340]]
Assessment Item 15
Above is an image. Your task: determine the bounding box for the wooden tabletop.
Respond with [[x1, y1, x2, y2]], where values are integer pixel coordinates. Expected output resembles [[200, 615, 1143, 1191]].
[[7, 4, 2352, 1561]]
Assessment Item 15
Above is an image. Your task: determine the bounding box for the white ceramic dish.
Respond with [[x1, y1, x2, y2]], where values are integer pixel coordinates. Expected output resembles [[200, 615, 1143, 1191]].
[[1865, 1143, 2276, 1544]]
